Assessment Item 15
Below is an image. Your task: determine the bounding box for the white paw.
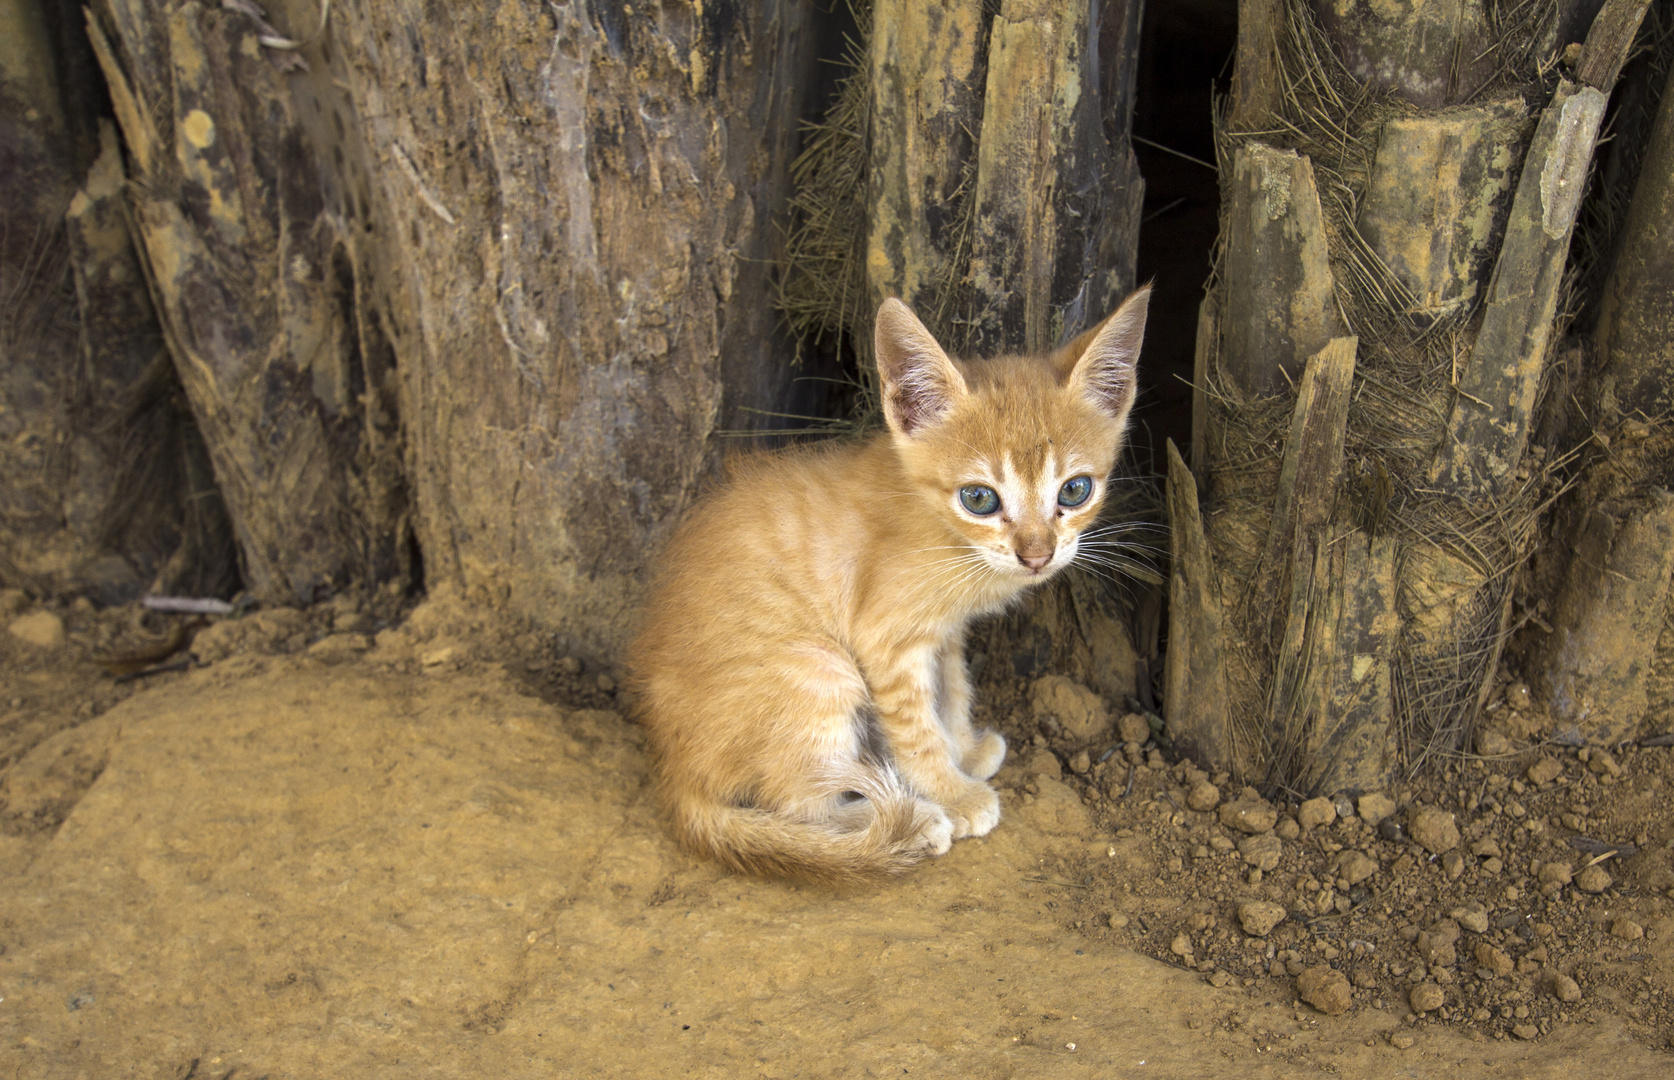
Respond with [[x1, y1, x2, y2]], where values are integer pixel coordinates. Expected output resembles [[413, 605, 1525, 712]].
[[963, 729, 1007, 780], [914, 803, 954, 856], [947, 784, 1001, 840]]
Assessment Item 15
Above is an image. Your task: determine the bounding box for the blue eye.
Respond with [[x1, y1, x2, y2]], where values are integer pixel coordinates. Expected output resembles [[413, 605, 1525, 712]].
[[959, 485, 1001, 515], [1058, 476, 1093, 507]]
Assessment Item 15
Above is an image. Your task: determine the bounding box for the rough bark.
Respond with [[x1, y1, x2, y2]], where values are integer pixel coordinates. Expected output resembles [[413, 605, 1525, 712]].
[[1176, 0, 1644, 789], [0, 0, 232, 603], [867, 0, 1145, 353], [1217, 144, 1340, 398], [82, 0, 823, 660], [1595, 56, 1674, 418], [87, 0, 409, 605], [1164, 440, 1236, 773], [1428, 80, 1608, 497], [324, 0, 823, 661], [1355, 103, 1530, 317], [1537, 490, 1674, 744], [1534, 34, 1674, 742]]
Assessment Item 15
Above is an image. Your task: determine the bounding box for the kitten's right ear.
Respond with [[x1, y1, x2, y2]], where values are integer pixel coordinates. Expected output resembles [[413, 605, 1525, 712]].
[[875, 298, 967, 438]]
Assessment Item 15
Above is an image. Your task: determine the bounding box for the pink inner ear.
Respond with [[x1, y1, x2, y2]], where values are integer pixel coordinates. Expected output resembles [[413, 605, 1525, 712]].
[[887, 353, 954, 433], [1075, 290, 1149, 418], [876, 299, 961, 435]]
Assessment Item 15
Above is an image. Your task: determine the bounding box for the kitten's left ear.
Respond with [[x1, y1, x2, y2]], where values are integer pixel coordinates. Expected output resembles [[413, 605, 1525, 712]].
[[1066, 286, 1150, 424], [875, 298, 968, 438]]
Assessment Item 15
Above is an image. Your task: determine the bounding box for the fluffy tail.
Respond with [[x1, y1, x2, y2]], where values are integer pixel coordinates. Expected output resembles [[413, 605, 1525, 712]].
[[668, 767, 950, 885]]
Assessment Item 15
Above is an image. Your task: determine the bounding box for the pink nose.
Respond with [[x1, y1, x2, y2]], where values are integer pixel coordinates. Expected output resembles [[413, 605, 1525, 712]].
[[1018, 551, 1053, 571]]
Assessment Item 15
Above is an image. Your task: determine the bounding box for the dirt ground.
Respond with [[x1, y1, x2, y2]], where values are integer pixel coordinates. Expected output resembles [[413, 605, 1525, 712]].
[[2, 590, 1672, 1078]]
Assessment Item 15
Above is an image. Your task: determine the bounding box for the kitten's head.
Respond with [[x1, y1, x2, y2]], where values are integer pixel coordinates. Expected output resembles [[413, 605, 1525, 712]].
[[874, 289, 1149, 584]]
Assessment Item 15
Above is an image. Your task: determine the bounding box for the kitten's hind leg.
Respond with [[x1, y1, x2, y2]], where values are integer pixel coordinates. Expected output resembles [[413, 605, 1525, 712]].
[[935, 638, 1007, 781]]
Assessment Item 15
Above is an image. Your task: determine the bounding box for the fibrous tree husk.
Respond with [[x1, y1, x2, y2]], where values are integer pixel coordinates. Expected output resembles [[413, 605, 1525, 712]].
[[1170, 0, 1651, 793]]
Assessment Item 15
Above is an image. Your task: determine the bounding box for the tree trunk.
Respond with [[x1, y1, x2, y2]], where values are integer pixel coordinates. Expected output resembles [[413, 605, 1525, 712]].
[[1531, 33, 1674, 745], [85, 0, 825, 661], [1169, 0, 1650, 792], [0, 0, 235, 604]]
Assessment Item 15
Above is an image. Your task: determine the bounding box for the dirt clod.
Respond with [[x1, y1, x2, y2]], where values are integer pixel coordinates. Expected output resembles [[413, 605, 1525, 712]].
[[1298, 796, 1336, 830], [1551, 974, 1584, 1003], [1218, 796, 1277, 834], [1338, 849, 1378, 885], [1116, 711, 1150, 744], [1575, 864, 1613, 893], [1186, 780, 1220, 811], [1450, 902, 1489, 933], [1031, 675, 1111, 743], [1238, 832, 1283, 871], [1297, 965, 1353, 1015], [1410, 806, 1461, 853], [1588, 750, 1622, 777], [1356, 791, 1396, 824], [1610, 918, 1644, 940], [1237, 900, 1286, 937], [7, 611, 65, 649], [1475, 942, 1514, 976], [1411, 982, 1445, 1013]]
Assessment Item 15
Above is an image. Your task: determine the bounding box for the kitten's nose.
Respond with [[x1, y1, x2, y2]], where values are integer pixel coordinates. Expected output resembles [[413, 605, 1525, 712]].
[[1017, 544, 1054, 571]]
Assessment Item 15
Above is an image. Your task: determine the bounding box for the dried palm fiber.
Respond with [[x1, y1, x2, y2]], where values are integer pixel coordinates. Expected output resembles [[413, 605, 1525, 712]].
[[1182, 0, 1630, 793]]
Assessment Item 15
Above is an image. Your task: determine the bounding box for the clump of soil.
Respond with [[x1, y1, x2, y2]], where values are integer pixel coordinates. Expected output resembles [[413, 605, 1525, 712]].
[[975, 668, 1674, 1052]]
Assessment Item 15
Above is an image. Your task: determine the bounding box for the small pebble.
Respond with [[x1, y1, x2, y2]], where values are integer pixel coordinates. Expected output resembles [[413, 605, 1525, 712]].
[[1238, 900, 1287, 937], [1409, 807, 1460, 854], [1186, 781, 1220, 812], [1610, 918, 1644, 940], [1298, 796, 1336, 831], [1390, 1032, 1415, 1049], [1297, 966, 1353, 1016], [1575, 864, 1612, 894], [1410, 982, 1444, 1013]]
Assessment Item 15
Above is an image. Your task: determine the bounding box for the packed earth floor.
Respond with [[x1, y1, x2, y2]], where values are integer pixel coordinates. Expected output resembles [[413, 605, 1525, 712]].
[[1, 588, 1671, 1078]]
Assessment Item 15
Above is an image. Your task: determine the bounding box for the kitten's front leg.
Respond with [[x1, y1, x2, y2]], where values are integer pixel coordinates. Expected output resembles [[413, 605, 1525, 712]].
[[870, 644, 1000, 840], [936, 638, 1006, 781]]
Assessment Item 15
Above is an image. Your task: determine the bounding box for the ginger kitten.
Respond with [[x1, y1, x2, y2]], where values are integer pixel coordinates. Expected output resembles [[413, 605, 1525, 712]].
[[629, 288, 1149, 882]]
